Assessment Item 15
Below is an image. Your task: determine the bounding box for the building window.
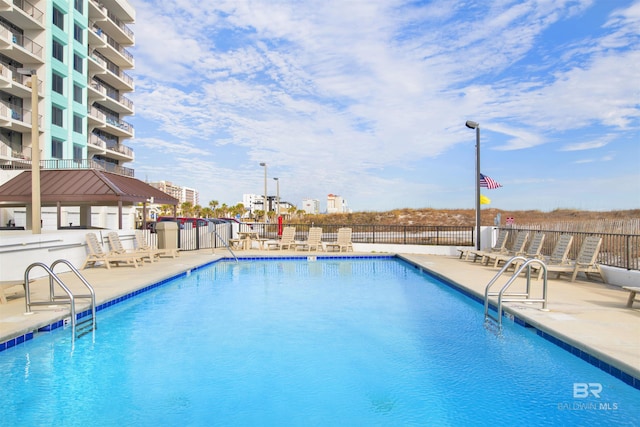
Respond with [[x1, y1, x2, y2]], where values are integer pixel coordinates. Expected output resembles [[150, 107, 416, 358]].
[[51, 138, 63, 159], [52, 40, 64, 62], [74, 0, 83, 14], [73, 84, 83, 103], [52, 73, 63, 94], [73, 115, 83, 133], [52, 106, 63, 127], [74, 24, 83, 43], [73, 54, 83, 73], [53, 7, 64, 30], [73, 144, 83, 162]]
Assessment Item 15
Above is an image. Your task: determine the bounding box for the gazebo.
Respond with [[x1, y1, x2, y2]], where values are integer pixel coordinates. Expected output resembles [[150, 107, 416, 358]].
[[0, 169, 179, 230]]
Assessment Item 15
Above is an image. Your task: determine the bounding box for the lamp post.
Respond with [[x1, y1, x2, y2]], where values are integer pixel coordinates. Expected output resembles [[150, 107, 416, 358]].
[[466, 120, 480, 250], [273, 177, 280, 217], [259, 162, 267, 222], [18, 68, 40, 234]]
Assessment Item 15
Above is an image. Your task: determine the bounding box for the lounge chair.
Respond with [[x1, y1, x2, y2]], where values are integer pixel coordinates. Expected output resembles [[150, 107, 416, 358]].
[[135, 230, 179, 258], [325, 227, 353, 252], [528, 234, 573, 278], [483, 231, 531, 267], [461, 229, 510, 262], [545, 236, 606, 283], [293, 227, 324, 251], [266, 226, 296, 250], [82, 233, 143, 269], [458, 230, 509, 262], [108, 232, 158, 263]]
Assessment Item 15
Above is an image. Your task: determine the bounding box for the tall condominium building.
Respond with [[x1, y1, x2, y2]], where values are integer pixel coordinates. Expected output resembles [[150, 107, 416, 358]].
[[327, 193, 349, 214], [301, 198, 320, 214], [148, 181, 199, 205], [0, 0, 135, 176]]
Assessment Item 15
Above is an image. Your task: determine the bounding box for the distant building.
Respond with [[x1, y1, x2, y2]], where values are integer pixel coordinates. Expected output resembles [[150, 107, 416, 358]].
[[149, 181, 198, 205], [301, 198, 320, 214], [243, 193, 295, 218], [327, 194, 349, 213]]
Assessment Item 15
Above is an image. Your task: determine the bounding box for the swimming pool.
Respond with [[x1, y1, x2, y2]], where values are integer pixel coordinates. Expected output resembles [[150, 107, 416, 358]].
[[1, 257, 638, 425]]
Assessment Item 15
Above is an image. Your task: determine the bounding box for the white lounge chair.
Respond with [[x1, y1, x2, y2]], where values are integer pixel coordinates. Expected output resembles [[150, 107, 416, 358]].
[[491, 232, 545, 269], [293, 227, 324, 251], [108, 232, 158, 263], [82, 233, 143, 269], [462, 229, 510, 262], [325, 228, 353, 252], [483, 231, 530, 267], [266, 226, 296, 250], [135, 230, 179, 258], [546, 236, 605, 283]]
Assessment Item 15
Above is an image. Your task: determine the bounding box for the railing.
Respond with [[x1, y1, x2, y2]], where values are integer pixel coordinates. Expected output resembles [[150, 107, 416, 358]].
[[106, 9, 134, 40], [0, 141, 31, 159], [239, 223, 474, 246], [13, 0, 45, 25], [0, 159, 135, 177], [501, 227, 639, 271]]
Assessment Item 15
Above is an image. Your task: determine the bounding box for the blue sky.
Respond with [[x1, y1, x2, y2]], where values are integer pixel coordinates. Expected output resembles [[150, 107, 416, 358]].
[[127, 0, 640, 212]]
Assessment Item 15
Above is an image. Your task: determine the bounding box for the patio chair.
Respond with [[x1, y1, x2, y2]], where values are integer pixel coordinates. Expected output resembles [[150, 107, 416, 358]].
[[135, 230, 179, 258], [461, 229, 509, 262], [293, 227, 324, 251], [108, 232, 158, 263], [529, 234, 574, 279], [82, 233, 143, 269], [325, 228, 353, 252], [483, 231, 530, 267], [491, 232, 546, 269], [266, 226, 297, 250], [545, 236, 606, 283]]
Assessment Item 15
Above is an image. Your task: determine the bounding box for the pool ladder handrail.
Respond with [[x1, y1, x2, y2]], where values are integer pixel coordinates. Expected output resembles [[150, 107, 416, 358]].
[[24, 260, 97, 338], [210, 229, 238, 262], [483, 256, 548, 328]]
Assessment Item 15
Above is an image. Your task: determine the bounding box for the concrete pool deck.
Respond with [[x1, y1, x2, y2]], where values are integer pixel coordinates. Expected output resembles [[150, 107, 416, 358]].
[[0, 249, 638, 388]]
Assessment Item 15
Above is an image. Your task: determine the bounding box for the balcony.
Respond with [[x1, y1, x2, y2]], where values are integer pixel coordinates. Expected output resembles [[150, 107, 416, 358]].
[[89, 0, 134, 45], [88, 52, 134, 92], [0, 63, 42, 98], [90, 23, 133, 68], [0, 0, 45, 30], [104, 113, 134, 138], [91, 78, 134, 114], [90, 131, 134, 162], [0, 25, 44, 63], [0, 140, 31, 163], [0, 101, 41, 133]]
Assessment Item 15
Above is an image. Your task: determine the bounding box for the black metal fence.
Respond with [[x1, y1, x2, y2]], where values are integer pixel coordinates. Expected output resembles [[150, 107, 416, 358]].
[[501, 227, 639, 271], [239, 223, 474, 246], [164, 222, 639, 271]]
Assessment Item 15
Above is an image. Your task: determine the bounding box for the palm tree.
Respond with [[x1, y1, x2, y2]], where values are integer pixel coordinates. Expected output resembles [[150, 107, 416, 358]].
[[180, 201, 194, 217], [209, 200, 219, 211]]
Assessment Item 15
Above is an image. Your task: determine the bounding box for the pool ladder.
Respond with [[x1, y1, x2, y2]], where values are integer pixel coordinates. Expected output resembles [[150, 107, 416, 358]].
[[24, 260, 97, 339], [483, 256, 548, 329]]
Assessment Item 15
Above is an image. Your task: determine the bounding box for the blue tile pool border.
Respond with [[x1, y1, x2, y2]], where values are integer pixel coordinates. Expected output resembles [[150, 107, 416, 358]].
[[2, 254, 638, 392], [398, 256, 640, 391]]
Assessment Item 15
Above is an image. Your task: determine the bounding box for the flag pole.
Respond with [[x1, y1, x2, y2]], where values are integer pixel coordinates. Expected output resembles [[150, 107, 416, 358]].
[[466, 121, 481, 250]]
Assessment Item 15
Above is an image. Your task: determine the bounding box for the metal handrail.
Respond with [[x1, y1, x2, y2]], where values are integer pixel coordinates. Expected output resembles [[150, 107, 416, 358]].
[[211, 229, 238, 262], [484, 257, 548, 328], [24, 260, 97, 337], [50, 259, 97, 333]]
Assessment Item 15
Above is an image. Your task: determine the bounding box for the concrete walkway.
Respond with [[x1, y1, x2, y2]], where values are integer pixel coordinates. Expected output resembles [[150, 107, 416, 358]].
[[0, 249, 638, 387]]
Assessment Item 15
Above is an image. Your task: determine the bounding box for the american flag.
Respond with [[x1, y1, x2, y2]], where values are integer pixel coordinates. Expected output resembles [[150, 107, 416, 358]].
[[480, 173, 502, 189]]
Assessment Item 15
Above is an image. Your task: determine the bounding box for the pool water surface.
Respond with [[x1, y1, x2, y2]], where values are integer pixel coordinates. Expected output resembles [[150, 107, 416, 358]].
[[0, 258, 638, 426]]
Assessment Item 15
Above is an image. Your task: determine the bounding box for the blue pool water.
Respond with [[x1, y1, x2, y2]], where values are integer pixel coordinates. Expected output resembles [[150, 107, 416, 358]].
[[1, 257, 638, 426]]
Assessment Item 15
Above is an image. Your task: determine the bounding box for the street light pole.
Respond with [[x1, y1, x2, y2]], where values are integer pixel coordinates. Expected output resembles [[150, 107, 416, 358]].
[[273, 177, 280, 216], [466, 120, 480, 250], [18, 68, 40, 234], [259, 162, 267, 222]]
